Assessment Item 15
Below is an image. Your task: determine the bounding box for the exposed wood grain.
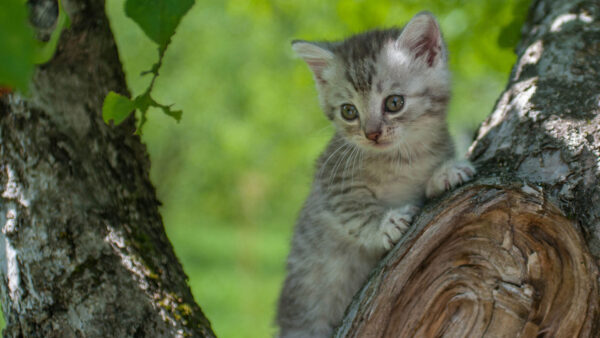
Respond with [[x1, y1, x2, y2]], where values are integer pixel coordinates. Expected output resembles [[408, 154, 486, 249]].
[[336, 183, 598, 337]]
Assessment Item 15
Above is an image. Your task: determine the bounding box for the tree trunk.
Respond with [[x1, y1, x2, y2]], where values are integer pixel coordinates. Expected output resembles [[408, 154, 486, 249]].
[[0, 0, 215, 336], [337, 0, 600, 336]]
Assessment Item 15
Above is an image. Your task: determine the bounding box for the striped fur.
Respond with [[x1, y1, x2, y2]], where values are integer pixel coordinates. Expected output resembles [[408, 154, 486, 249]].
[[277, 12, 474, 338]]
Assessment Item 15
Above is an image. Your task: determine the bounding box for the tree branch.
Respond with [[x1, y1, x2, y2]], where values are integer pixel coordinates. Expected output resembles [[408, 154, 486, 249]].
[[337, 0, 600, 335]]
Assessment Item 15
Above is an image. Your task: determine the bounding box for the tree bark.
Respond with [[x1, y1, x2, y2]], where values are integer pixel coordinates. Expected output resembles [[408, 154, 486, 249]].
[[337, 0, 600, 336], [0, 0, 215, 337]]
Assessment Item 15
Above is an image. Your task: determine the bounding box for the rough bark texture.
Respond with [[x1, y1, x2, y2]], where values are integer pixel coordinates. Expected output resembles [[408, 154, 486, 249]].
[[337, 0, 600, 335], [470, 0, 600, 265], [0, 0, 215, 337]]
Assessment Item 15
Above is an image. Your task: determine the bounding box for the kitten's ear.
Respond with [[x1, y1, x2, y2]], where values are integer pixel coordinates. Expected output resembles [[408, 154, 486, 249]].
[[292, 40, 334, 84], [397, 12, 445, 67]]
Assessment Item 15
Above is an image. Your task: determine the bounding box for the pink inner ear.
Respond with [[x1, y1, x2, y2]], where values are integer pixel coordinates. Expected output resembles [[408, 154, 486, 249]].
[[409, 24, 441, 67], [306, 58, 329, 84]]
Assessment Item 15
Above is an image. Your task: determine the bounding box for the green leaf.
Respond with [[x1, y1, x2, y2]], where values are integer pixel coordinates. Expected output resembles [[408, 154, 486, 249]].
[[0, 0, 37, 92], [102, 91, 136, 125], [125, 0, 195, 46], [159, 105, 182, 122]]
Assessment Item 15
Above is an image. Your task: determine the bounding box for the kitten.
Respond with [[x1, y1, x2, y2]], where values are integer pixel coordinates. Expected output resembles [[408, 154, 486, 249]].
[[277, 12, 475, 338]]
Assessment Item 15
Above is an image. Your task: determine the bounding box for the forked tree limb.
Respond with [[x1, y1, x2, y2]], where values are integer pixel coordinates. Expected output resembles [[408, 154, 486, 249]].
[[337, 0, 600, 335]]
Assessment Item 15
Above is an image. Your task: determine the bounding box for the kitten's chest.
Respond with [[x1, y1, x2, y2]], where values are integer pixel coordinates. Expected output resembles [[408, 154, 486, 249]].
[[368, 160, 436, 207], [373, 177, 423, 207]]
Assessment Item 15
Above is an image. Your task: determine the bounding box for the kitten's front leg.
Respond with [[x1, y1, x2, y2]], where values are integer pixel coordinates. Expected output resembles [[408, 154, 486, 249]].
[[331, 191, 420, 254], [425, 159, 476, 198], [380, 204, 420, 250]]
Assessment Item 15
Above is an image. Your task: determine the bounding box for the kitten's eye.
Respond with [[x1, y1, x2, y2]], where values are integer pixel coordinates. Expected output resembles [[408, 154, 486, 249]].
[[384, 95, 405, 113], [340, 104, 359, 121]]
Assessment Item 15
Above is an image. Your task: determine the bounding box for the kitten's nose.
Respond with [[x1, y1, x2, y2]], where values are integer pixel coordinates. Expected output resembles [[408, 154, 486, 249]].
[[366, 131, 381, 142]]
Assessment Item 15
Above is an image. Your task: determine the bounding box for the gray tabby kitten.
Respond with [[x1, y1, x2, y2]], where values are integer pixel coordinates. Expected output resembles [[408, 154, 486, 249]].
[[277, 12, 475, 338]]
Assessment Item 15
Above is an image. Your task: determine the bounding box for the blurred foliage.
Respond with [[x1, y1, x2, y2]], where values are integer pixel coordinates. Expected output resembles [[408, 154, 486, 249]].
[[0, 0, 69, 93], [498, 0, 532, 48], [106, 0, 530, 336]]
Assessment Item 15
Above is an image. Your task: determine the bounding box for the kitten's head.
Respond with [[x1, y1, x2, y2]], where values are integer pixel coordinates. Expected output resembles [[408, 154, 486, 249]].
[[293, 12, 450, 153]]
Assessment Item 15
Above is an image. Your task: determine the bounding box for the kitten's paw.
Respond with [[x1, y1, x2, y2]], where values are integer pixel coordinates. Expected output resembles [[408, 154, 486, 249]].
[[381, 204, 420, 251], [426, 160, 476, 198]]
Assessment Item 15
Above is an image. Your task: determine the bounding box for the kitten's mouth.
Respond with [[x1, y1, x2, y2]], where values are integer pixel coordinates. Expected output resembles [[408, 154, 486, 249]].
[[358, 138, 394, 151], [369, 141, 392, 149]]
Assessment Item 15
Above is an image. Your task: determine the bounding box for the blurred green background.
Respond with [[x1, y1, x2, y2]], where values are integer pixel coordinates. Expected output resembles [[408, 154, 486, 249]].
[[101, 0, 525, 337]]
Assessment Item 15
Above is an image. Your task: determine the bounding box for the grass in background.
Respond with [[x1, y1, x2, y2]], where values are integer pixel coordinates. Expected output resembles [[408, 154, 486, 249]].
[[105, 0, 525, 336]]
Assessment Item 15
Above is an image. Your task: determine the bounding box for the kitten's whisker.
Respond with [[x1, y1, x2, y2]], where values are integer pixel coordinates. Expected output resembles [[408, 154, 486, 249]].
[[329, 145, 353, 189], [403, 141, 414, 166], [360, 149, 364, 178], [398, 143, 408, 167], [341, 145, 356, 192], [308, 124, 334, 138], [420, 141, 438, 156], [318, 142, 348, 180], [340, 147, 354, 191], [342, 147, 358, 191], [350, 148, 361, 191]]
